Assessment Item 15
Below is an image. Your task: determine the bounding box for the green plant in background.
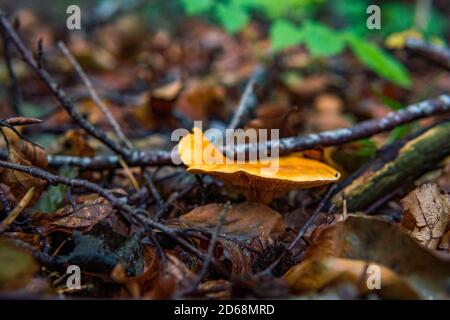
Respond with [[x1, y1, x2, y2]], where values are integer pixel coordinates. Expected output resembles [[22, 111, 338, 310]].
[[177, 0, 447, 89]]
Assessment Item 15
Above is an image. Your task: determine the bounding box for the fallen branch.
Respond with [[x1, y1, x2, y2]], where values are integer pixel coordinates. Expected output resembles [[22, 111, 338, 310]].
[[0, 159, 225, 273], [0, 23, 21, 114], [0, 15, 132, 159], [228, 66, 267, 130], [180, 203, 230, 296], [57, 41, 133, 150], [237, 94, 450, 156], [330, 120, 450, 212], [406, 38, 450, 71]]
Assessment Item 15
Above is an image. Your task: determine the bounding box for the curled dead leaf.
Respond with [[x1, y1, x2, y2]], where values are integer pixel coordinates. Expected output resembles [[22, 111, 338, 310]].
[[401, 183, 450, 249], [0, 126, 48, 201]]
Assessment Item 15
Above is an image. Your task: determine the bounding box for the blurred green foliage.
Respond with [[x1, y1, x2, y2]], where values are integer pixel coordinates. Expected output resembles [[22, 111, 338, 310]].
[[177, 0, 448, 88]]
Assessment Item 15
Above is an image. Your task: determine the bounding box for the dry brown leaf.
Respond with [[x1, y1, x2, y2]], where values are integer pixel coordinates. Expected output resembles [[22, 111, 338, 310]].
[[0, 238, 38, 291], [300, 215, 450, 299], [283, 257, 420, 299], [176, 79, 226, 121], [31, 198, 113, 236], [179, 202, 285, 275], [401, 183, 450, 249], [0, 126, 48, 201], [112, 246, 195, 299], [180, 202, 284, 241]]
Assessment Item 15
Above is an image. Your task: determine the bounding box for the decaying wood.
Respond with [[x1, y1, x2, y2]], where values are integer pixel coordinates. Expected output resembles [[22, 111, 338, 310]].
[[330, 121, 450, 212]]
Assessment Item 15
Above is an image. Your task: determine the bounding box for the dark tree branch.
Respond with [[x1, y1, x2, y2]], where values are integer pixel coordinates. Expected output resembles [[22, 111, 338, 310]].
[[0, 15, 132, 159], [0, 160, 225, 273], [237, 94, 450, 156], [228, 66, 267, 130], [406, 38, 450, 71], [57, 41, 133, 150], [0, 185, 10, 217], [0, 23, 21, 114], [179, 203, 229, 296]]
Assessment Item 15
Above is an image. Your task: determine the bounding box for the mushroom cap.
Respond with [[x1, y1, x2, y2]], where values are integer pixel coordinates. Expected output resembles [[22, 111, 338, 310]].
[[178, 128, 340, 203]]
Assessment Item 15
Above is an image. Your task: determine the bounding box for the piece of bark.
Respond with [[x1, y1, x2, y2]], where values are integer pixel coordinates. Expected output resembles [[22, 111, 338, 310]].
[[330, 121, 450, 213], [400, 183, 450, 249]]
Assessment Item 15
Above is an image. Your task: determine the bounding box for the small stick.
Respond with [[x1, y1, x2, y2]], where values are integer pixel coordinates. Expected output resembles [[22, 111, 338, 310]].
[[405, 38, 450, 71], [0, 159, 225, 273], [179, 203, 230, 296], [143, 170, 164, 215], [0, 187, 35, 232], [57, 41, 133, 149], [237, 94, 450, 156], [0, 15, 132, 159], [0, 186, 10, 215], [255, 184, 338, 277], [228, 66, 266, 130], [0, 25, 21, 114]]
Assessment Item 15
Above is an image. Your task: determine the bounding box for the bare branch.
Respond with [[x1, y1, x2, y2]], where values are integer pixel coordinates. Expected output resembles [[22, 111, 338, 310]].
[[238, 94, 450, 156], [57, 41, 133, 150], [0, 14, 132, 159]]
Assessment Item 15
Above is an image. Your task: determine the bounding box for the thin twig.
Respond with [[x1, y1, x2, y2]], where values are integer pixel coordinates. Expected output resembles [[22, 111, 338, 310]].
[[228, 66, 266, 130], [255, 184, 338, 277], [0, 185, 11, 216], [0, 25, 21, 114], [57, 41, 133, 149], [144, 170, 164, 214], [2, 93, 449, 171], [0, 159, 225, 274], [287, 184, 338, 252], [0, 187, 35, 233], [179, 202, 230, 296], [237, 94, 450, 156], [0, 15, 132, 159], [405, 38, 450, 71]]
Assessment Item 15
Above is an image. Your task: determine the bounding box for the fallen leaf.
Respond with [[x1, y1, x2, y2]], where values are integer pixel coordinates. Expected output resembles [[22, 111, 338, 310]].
[[180, 202, 284, 241], [0, 238, 38, 291], [32, 198, 114, 236], [283, 257, 420, 299], [401, 183, 450, 249], [299, 215, 450, 299], [179, 202, 285, 275], [0, 126, 48, 201]]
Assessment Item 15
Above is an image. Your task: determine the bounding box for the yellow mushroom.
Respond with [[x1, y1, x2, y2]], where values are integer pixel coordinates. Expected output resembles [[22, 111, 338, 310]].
[[178, 128, 340, 204]]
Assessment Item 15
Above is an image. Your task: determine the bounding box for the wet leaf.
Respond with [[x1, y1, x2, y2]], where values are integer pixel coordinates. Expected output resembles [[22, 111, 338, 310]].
[[401, 183, 450, 249], [0, 238, 38, 290], [298, 215, 450, 299], [179, 202, 284, 275], [180, 202, 284, 241], [32, 198, 114, 236], [283, 257, 420, 299], [0, 126, 48, 201]]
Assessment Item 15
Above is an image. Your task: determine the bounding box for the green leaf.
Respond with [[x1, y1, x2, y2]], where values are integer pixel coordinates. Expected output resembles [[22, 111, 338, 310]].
[[179, 0, 213, 15], [36, 166, 79, 213], [270, 19, 303, 52], [215, 3, 249, 34], [301, 21, 346, 57], [355, 139, 377, 157], [346, 34, 411, 88]]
